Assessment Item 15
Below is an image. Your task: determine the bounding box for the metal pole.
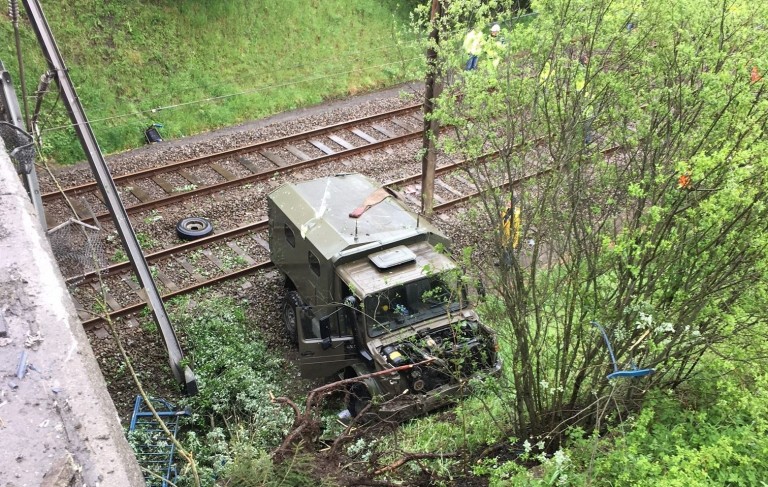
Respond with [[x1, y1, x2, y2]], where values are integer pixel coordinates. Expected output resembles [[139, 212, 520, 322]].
[[0, 62, 46, 229], [421, 0, 442, 215], [21, 0, 197, 394], [9, 0, 31, 132]]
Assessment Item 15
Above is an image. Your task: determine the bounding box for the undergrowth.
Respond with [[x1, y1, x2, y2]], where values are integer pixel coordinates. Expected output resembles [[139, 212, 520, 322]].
[[166, 293, 301, 485]]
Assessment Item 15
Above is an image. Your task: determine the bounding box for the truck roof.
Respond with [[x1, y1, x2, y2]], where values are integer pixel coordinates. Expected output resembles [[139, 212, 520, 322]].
[[268, 173, 447, 260]]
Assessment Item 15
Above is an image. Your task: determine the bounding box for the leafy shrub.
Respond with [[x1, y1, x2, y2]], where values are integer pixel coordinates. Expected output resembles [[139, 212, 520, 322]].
[[496, 360, 768, 486], [168, 295, 295, 484]]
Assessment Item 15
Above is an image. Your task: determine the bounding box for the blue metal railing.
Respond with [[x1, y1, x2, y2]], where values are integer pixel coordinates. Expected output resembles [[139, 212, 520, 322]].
[[128, 396, 189, 486]]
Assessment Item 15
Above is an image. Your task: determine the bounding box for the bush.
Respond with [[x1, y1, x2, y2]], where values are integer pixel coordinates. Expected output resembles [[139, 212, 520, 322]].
[[168, 295, 296, 484]]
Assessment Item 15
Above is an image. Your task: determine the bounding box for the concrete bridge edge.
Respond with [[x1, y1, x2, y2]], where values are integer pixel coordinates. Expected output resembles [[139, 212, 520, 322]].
[[0, 140, 145, 486]]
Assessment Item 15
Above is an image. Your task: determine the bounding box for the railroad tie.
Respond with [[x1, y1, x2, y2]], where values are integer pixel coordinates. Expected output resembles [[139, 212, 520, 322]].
[[350, 128, 378, 144], [285, 145, 311, 161], [210, 163, 238, 181], [436, 179, 463, 197], [404, 112, 424, 128], [237, 156, 263, 174], [90, 281, 122, 311], [151, 175, 177, 194], [250, 234, 271, 252], [201, 249, 228, 271], [69, 295, 94, 322], [177, 168, 205, 187], [371, 124, 395, 138], [391, 118, 415, 132], [225, 241, 256, 265], [452, 174, 476, 191], [259, 150, 288, 167], [327, 134, 355, 150], [154, 270, 179, 291], [173, 257, 206, 282], [124, 317, 140, 329], [121, 272, 140, 290], [121, 274, 149, 304], [128, 185, 153, 203], [309, 140, 335, 155]]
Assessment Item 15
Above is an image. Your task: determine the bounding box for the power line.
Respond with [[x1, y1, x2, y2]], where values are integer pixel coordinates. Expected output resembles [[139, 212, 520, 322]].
[[38, 54, 424, 134]]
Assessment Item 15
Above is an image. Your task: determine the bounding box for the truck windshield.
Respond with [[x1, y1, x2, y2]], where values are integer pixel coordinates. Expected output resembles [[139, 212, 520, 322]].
[[364, 273, 466, 337]]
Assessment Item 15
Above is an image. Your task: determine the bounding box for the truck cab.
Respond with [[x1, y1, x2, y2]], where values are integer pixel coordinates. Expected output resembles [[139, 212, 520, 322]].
[[267, 174, 500, 417]]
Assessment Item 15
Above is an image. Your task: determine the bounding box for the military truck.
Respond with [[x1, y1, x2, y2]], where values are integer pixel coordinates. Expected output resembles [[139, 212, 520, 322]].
[[267, 173, 501, 417]]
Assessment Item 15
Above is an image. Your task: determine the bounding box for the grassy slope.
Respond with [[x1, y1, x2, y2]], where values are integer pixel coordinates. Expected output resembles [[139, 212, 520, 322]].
[[1, 0, 420, 164]]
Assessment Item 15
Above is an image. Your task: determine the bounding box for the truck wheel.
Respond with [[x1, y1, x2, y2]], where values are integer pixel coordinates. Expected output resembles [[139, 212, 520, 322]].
[[348, 383, 371, 418], [283, 291, 301, 344]]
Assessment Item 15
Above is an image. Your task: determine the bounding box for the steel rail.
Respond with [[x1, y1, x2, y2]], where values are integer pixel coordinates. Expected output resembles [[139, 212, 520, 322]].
[[66, 220, 270, 285], [81, 261, 275, 329], [72, 129, 424, 227], [68, 148, 502, 287], [22, 0, 196, 393], [41, 104, 422, 201], [75, 158, 533, 326]]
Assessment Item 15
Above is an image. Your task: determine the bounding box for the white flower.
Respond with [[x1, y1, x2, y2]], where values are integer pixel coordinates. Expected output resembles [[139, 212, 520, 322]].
[[523, 439, 532, 453]]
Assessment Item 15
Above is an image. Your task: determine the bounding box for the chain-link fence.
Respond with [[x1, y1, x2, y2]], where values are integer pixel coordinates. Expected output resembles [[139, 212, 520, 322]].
[[47, 219, 108, 284], [0, 121, 35, 175]]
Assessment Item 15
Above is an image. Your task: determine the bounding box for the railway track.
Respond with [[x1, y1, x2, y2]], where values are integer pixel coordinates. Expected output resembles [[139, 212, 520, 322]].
[[72, 165, 477, 329], [43, 103, 424, 229], [51, 88, 623, 335], [73, 142, 622, 329]]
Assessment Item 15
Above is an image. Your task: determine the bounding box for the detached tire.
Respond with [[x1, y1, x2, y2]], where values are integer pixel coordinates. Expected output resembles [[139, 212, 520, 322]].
[[176, 217, 213, 240], [283, 290, 302, 344]]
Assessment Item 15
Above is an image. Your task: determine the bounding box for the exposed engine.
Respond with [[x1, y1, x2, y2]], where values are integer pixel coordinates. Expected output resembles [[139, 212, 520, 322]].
[[380, 321, 496, 393]]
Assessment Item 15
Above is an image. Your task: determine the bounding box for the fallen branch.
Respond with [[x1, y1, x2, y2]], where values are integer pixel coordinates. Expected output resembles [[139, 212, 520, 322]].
[[270, 359, 435, 457], [373, 452, 460, 476]]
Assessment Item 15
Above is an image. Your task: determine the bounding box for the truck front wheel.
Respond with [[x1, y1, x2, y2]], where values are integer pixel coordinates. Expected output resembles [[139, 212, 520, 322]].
[[283, 291, 301, 344], [348, 383, 371, 418]]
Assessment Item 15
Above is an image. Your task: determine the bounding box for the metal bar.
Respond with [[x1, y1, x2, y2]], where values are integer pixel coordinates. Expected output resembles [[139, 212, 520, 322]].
[[21, 0, 196, 394], [0, 61, 46, 229]]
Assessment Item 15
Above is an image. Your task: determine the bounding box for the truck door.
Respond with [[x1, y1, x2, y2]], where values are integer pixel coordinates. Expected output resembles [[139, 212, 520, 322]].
[[296, 306, 358, 379]]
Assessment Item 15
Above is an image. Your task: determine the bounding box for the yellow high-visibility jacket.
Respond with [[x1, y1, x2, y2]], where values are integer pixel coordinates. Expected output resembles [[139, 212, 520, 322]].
[[463, 29, 484, 56], [502, 206, 521, 248], [485, 36, 505, 69]]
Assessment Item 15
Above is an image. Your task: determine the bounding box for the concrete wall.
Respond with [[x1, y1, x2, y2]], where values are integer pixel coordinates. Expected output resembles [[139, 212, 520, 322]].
[[0, 140, 144, 486]]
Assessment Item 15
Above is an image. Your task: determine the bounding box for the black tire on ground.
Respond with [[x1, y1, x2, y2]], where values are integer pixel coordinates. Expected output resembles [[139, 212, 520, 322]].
[[175, 217, 213, 240], [283, 290, 302, 344], [348, 383, 371, 418]]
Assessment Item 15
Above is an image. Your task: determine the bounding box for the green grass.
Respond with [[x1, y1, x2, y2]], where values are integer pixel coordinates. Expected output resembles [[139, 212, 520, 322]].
[[1, 0, 421, 165]]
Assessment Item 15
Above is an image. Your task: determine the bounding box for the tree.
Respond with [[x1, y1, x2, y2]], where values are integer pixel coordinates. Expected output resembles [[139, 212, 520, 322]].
[[423, 0, 768, 442]]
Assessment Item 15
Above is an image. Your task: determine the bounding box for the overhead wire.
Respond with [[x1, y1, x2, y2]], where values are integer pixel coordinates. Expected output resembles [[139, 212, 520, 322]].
[[31, 40, 418, 132], [37, 55, 423, 134], [30, 14, 515, 135]]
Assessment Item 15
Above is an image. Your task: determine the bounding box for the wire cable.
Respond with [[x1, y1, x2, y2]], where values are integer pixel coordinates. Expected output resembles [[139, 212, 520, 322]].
[[37, 55, 424, 134]]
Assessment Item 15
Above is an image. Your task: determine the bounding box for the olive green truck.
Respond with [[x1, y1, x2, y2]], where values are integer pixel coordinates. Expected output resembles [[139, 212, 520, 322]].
[[267, 173, 501, 417]]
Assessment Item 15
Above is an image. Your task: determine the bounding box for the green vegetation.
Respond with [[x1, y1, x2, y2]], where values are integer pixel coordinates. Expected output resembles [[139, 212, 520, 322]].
[[166, 294, 297, 484], [1, 0, 420, 165], [334, 0, 768, 484], [110, 248, 127, 263], [35, 0, 768, 484], [135, 232, 156, 250]]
